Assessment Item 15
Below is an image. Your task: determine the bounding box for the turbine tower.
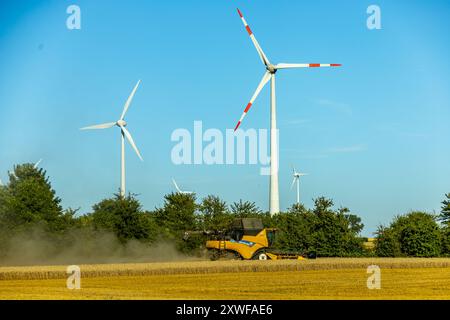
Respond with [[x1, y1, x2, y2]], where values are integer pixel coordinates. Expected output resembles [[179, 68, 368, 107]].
[[291, 167, 308, 204], [81, 80, 143, 198], [233, 8, 341, 215], [172, 178, 194, 195]]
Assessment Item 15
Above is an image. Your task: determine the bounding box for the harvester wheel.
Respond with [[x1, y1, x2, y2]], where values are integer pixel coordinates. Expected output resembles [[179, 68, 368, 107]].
[[252, 250, 269, 260], [225, 251, 242, 260], [208, 249, 220, 261]]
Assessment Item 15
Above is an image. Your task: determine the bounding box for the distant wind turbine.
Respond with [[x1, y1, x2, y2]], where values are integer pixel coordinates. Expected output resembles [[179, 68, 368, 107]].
[[81, 80, 143, 197], [8, 159, 43, 180], [233, 8, 341, 215], [172, 178, 193, 195], [291, 167, 308, 204]]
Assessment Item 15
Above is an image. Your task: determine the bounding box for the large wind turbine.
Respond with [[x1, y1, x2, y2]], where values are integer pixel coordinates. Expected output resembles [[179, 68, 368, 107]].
[[291, 167, 308, 204], [81, 80, 143, 198], [233, 8, 341, 215], [172, 178, 194, 195]]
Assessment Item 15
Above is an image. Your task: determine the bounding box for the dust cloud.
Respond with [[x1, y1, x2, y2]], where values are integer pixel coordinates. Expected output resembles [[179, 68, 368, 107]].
[[0, 226, 197, 266]]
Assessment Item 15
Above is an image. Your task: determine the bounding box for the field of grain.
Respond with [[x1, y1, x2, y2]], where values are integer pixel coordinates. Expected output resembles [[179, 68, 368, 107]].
[[1, 258, 450, 299]]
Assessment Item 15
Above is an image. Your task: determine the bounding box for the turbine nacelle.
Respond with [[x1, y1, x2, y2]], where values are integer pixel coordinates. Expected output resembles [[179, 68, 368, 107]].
[[117, 119, 127, 127], [266, 64, 277, 74], [294, 172, 307, 178]]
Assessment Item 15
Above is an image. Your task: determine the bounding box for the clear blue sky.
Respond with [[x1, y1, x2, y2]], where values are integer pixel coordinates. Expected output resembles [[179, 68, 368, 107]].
[[0, 0, 449, 236]]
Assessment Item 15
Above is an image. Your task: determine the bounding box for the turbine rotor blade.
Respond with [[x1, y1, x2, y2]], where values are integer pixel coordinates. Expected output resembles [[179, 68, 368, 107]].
[[290, 177, 296, 190], [237, 8, 270, 66], [80, 122, 116, 130], [234, 71, 271, 131], [275, 63, 342, 69], [34, 159, 42, 169], [172, 178, 182, 193], [120, 126, 143, 161], [120, 80, 141, 120]]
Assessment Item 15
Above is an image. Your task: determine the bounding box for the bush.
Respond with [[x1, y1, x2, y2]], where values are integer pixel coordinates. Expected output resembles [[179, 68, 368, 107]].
[[375, 225, 403, 257], [375, 212, 441, 257]]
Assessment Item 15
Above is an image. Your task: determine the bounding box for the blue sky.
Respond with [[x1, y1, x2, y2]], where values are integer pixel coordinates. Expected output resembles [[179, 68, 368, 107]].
[[0, 0, 449, 236]]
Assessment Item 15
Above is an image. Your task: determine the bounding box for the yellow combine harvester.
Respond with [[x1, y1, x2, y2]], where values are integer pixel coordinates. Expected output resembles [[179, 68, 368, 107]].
[[187, 218, 316, 261]]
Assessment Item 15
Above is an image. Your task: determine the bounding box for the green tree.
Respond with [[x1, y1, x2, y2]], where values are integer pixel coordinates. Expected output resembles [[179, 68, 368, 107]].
[[310, 197, 343, 256], [399, 212, 441, 257], [2, 163, 67, 232], [309, 197, 364, 256], [440, 193, 450, 225], [375, 225, 402, 257], [344, 212, 364, 235], [441, 227, 450, 256], [441, 194, 450, 255], [230, 200, 262, 217], [198, 195, 231, 231], [375, 212, 441, 257], [89, 194, 158, 243], [0, 185, 12, 256], [154, 192, 200, 254], [269, 199, 365, 257], [271, 204, 313, 252], [154, 192, 198, 234]]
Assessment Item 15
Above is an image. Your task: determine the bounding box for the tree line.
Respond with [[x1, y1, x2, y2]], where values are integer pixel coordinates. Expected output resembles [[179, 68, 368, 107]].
[[0, 163, 449, 262]]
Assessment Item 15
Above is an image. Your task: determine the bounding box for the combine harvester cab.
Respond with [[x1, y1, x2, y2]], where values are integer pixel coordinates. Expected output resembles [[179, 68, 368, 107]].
[[205, 218, 316, 261]]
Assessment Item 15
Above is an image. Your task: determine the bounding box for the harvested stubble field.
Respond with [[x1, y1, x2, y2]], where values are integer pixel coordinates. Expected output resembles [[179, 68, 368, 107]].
[[1, 258, 450, 299]]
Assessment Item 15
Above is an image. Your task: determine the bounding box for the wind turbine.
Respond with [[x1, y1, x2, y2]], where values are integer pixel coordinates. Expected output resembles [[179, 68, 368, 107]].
[[233, 8, 341, 215], [81, 80, 143, 198], [291, 167, 308, 204], [172, 178, 194, 195]]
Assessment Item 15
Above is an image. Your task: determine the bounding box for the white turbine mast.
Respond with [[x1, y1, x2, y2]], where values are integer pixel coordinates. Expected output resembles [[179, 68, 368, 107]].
[[172, 178, 194, 195], [233, 8, 341, 215], [81, 80, 143, 198], [291, 167, 308, 205]]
